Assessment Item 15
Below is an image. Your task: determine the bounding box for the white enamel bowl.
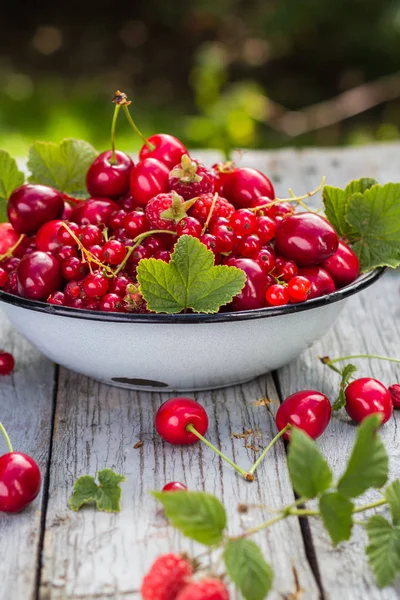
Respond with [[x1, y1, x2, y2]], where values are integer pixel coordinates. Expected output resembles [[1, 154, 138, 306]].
[[0, 268, 383, 392]]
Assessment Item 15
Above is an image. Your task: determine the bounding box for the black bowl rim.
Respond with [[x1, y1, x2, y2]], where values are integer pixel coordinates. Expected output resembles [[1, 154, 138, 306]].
[[0, 267, 385, 324]]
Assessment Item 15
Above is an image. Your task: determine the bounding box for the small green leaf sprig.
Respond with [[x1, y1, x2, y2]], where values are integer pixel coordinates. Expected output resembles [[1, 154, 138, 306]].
[[153, 415, 400, 599]]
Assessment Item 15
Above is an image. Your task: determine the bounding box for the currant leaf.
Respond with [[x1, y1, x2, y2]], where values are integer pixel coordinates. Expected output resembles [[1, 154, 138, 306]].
[[28, 138, 98, 198], [0, 150, 25, 222], [337, 414, 388, 498], [366, 515, 400, 587], [386, 480, 400, 525], [319, 492, 354, 546], [152, 490, 227, 546], [137, 235, 246, 314], [69, 468, 126, 512], [322, 178, 377, 238], [223, 538, 273, 600], [287, 428, 333, 499], [332, 363, 357, 411]]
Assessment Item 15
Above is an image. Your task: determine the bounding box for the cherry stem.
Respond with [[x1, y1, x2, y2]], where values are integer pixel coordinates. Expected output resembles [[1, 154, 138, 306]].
[[122, 105, 154, 151], [291, 497, 387, 517], [248, 424, 291, 476], [110, 104, 121, 165], [0, 421, 13, 453], [186, 424, 253, 481], [0, 233, 25, 262], [326, 354, 400, 366]]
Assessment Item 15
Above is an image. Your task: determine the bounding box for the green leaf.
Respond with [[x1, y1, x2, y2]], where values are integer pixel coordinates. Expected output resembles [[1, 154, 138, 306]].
[[153, 490, 227, 546], [337, 414, 388, 498], [0, 150, 25, 222], [319, 492, 354, 546], [366, 515, 400, 587], [69, 468, 126, 512], [287, 428, 333, 499], [322, 178, 377, 238], [28, 138, 98, 198], [332, 363, 357, 411], [223, 538, 273, 600], [137, 235, 246, 314], [386, 480, 400, 525], [346, 183, 400, 271]]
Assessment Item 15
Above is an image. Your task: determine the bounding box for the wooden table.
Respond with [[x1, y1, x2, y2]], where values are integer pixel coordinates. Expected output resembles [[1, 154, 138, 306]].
[[1, 145, 399, 600]]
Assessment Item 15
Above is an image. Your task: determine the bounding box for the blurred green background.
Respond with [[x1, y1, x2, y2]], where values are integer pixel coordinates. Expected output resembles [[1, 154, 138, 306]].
[[1, 0, 400, 157]]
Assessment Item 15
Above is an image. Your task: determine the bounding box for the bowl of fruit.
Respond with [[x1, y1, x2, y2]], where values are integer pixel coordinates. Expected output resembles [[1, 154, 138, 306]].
[[0, 92, 392, 391]]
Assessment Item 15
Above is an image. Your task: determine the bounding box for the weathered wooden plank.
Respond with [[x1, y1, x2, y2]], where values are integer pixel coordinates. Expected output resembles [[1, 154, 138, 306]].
[[39, 372, 319, 600], [0, 314, 56, 600]]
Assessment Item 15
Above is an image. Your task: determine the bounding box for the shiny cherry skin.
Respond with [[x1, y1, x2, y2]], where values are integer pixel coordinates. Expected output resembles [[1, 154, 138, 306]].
[[0, 267, 7, 288], [139, 134, 187, 169], [225, 257, 267, 311], [321, 241, 360, 288], [298, 266, 336, 299], [17, 251, 62, 300], [345, 378, 393, 424], [275, 213, 339, 266], [276, 390, 332, 440], [86, 150, 133, 199], [8, 184, 64, 235], [0, 223, 19, 255], [155, 397, 208, 445], [0, 351, 15, 375], [162, 481, 187, 492], [223, 168, 275, 209], [130, 158, 170, 207], [0, 452, 41, 513], [36, 220, 63, 253], [70, 198, 119, 227]]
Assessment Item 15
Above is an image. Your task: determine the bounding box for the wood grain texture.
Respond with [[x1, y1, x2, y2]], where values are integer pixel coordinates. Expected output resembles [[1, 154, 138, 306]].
[[0, 313, 56, 600]]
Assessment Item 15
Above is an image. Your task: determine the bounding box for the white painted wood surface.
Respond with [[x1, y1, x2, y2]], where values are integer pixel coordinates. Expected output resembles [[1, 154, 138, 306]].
[[0, 144, 399, 600]]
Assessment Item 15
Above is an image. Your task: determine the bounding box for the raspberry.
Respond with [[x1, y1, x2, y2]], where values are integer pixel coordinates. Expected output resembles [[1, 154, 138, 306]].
[[169, 154, 215, 199], [189, 193, 235, 225], [176, 578, 229, 600], [141, 553, 193, 600], [145, 192, 191, 231]]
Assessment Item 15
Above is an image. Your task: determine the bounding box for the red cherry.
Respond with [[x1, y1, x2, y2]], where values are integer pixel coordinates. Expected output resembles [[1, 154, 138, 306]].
[[124, 210, 149, 239], [17, 251, 62, 300], [86, 150, 133, 199], [47, 290, 66, 305], [266, 284, 289, 306], [70, 198, 119, 227], [8, 184, 64, 235], [0, 452, 41, 513], [62, 201, 74, 220], [275, 213, 339, 266], [224, 168, 275, 209], [129, 158, 170, 207], [276, 390, 332, 440], [0, 267, 8, 288], [139, 134, 187, 169], [36, 220, 63, 253], [345, 378, 393, 424], [0, 351, 15, 375], [321, 241, 360, 288], [82, 273, 109, 298], [155, 397, 208, 445], [225, 257, 267, 311], [2, 256, 20, 273], [298, 266, 336, 299], [0, 223, 19, 255], [162, 481, 187, 492]]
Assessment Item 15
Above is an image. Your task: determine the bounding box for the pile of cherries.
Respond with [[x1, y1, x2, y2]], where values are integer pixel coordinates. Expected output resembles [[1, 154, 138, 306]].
[[0, 100, 360, 313]]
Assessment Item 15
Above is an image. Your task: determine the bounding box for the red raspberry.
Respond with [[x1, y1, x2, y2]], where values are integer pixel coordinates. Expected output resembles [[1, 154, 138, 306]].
[[145, 192, 191, 231], [176, 578, 229, 600], [189, 193, 235, 225], [169, 154, 214, 199], [141, 553, 193, 600]]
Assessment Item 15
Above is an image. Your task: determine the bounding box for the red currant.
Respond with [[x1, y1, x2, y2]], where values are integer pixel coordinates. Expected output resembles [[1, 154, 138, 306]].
[[237, 234, 262, 257], [298, 267, 336, 299], [82, 273, 109, 298], [230, 209, 257, 236], [57, 221, 80, 246], [0, 267, 8, 288], [124, 211, 149, 239], [99, 293, 123, 312], [47, 291, 66, 305], [254, 248, 276, 273], [266, 284, 289, 306], [101, 240, 127, 265], [256, 215, 276, 243], [287, 276, 312, 302], [79, 225, 103, 247], [61, 257, 88, 281], [176, 217, 202, 238]]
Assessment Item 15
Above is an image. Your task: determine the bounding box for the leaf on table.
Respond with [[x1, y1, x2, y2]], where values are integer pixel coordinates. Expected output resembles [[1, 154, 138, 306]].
[[346, 183, 400, 271], [28, 138, 98, 198], [0, 150, 25, 222], [386, 479, 400, 525], [366, 515, 400, 587], [137, 235, 246, 313], [223, 538, 273, 600], [69, 468, 126, 512], [287, 428, 333, 499], [332, 363, 357, 411], [319, 491, 354, 546], [337, 414, 388, 498], [152, 490, 227, 546], [322, 178, 377, 238]]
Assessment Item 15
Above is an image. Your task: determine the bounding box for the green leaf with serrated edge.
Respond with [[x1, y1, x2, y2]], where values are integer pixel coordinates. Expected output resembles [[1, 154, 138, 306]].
[[287, 428, 333, 499], [69, 468, 126, 512], [153, 490, 226, 546], [337, 414, 388, 499], [346, 183, 400, 271], [386, 480, 400, 525], [322, 178, 377, 238], [366, 515, 400, 587], [319, 492, 354, 546], [223, 538, 273, 600], [137, 235, 246, 314], [0, 150, 25, 222], [332, 363, 357, 411], [28, 138, 98, 198]]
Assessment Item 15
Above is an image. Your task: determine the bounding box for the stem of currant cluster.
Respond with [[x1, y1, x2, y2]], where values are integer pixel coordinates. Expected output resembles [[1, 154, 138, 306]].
[[112, 229, 177, 277], [0, 421, 13, 453], [122, 105, 154, 150], [247, 424, 290, 476], [110, 104, 121, 165], [250, 176, 326, 214]]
